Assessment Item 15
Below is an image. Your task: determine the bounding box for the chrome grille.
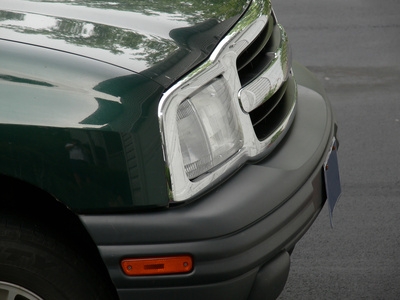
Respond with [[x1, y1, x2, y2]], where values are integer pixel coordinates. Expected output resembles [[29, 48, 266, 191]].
[[237, 10, 294, 141], [250, 75, 295, 140], [237, 14, 275, 84], [159, 0, 297, 202]]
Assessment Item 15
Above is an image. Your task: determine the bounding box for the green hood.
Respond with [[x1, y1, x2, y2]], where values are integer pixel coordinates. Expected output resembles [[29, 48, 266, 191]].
[[0, 0, 250, 86]]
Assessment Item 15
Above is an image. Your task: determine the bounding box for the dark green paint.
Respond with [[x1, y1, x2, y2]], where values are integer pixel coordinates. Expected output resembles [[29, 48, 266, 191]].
[[0, 41, 170, 211], [0, 0, 248, 85], [0, 74, 55, 87], [0, 0, 250, 211], [0, 69, 167, 211]]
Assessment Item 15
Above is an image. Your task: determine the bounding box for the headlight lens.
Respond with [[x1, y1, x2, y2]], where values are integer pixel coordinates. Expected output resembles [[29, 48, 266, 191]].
[[159, 1, 296, 202], [176, 77, 243, 179]]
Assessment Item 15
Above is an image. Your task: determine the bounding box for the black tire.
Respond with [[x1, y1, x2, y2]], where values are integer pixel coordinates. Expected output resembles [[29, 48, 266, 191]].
[[0, 213, 117, 300]]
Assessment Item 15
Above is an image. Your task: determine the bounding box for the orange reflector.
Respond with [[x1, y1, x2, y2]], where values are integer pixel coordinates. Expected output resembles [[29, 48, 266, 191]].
[[121, 255, 193, 276]]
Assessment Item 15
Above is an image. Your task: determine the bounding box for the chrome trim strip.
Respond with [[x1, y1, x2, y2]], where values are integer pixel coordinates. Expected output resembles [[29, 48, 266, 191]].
[[158, 0, 297, 202]]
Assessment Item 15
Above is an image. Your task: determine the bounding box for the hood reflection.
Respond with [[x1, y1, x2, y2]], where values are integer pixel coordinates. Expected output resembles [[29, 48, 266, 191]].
[[0, 0, 249, 75]]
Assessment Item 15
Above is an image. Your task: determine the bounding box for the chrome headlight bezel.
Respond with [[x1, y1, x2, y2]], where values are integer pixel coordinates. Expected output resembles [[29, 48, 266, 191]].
[[158, 0, 296, 202]]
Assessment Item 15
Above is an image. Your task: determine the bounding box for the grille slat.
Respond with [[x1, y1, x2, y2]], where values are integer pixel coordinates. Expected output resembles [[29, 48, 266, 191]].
[[237, 16, 280, 86], [250, 79, 288, 127], [251, 76, 295, 140], [236, 16, 275, 76]]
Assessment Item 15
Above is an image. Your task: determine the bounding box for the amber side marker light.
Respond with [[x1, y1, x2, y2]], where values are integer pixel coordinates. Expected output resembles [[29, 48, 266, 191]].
[[121, 256, 193, 276]]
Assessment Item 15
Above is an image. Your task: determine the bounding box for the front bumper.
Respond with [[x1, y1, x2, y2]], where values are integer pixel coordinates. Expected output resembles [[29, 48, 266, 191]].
[[80, 63, 338, 300]]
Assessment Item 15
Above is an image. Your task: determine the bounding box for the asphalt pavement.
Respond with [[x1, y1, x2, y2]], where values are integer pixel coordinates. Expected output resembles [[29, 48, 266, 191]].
[[272, 0, 400, 299]]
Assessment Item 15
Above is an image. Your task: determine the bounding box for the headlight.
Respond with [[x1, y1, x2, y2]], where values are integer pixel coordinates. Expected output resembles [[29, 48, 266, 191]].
[[159, 0, 296, 203], [177, 77, 243, 180], [159, 71, 247, 202]]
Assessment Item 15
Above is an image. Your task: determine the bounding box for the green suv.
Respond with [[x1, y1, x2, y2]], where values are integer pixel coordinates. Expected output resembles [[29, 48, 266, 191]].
[[0, 0, 341, 299]]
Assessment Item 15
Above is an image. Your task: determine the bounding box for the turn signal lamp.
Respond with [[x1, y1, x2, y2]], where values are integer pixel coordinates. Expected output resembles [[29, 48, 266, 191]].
[[121, 255, 193, 276]]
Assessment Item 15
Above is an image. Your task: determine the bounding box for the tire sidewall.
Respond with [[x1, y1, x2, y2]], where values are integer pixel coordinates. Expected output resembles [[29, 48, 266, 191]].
[[0, 218, 112, 300]]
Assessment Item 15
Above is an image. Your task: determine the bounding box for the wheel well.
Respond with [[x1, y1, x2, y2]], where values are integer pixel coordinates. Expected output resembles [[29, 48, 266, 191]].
[[0, 174, 118, 296]]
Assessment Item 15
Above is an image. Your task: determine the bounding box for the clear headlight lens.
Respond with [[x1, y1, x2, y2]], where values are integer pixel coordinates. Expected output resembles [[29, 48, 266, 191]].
[[159, 1, 296, 202], [176, 77, 243, 179]]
